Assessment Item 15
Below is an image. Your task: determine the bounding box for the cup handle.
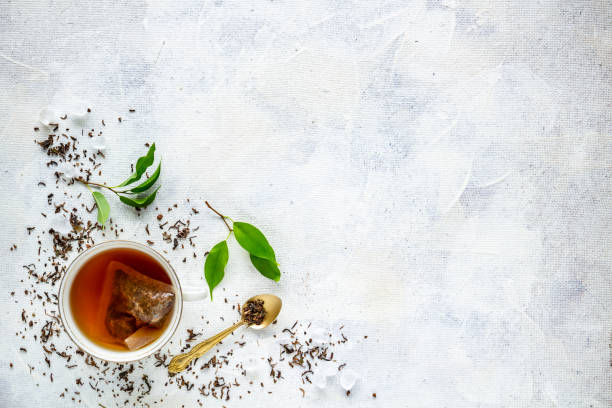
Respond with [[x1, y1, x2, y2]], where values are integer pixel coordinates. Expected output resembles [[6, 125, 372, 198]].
[[181, 290, 208, 302]]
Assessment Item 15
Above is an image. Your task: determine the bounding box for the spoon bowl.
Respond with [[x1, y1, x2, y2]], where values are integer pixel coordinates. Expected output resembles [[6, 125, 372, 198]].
[[245, 294, 282, 330]]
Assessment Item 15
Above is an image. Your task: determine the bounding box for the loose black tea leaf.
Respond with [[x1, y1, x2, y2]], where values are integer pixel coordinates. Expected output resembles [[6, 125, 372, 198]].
[[242, 299, 266, 325]]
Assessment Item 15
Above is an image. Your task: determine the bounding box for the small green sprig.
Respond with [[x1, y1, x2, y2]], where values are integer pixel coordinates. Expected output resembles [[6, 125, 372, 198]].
[[78, 143, 161, 226], [204, 201, 280, 300]]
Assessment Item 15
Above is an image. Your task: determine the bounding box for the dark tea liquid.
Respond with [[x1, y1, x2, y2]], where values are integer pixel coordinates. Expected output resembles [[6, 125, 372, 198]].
[[70, 247, 172, 350]]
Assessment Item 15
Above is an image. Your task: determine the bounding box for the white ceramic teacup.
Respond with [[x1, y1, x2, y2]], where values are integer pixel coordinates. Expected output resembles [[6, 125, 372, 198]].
[[59, 240, 193, 362]]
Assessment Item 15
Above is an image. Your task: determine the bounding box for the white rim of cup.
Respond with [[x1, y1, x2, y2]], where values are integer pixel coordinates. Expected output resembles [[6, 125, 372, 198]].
[[58, 240, 183, 363]]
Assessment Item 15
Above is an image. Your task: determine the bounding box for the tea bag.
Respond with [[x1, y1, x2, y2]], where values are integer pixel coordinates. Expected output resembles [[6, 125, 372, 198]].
[[100, 261, 175, 342], [124, 326, 162, 350]]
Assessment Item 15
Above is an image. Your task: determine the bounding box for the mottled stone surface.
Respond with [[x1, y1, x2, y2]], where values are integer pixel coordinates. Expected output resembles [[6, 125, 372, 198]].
[[1, 1, 611, 406]]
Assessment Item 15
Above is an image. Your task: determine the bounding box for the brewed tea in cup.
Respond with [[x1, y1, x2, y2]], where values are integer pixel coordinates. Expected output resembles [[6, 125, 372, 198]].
[[59, 241, 183, 362]]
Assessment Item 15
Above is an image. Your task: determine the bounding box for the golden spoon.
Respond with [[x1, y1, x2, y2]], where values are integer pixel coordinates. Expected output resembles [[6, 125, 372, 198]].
[[168, 294, 282, 373]]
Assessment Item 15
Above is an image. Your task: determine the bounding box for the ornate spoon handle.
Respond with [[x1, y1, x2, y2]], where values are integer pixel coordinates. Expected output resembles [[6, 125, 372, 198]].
[[168, 320, 245, 373]]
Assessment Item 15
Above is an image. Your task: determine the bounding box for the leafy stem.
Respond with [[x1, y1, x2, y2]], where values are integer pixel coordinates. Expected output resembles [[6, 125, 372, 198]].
[[204, 202, 281, 300], [205, 201, 233, 232], [77, 178, 121, 196], [74, 143, 161, 226]]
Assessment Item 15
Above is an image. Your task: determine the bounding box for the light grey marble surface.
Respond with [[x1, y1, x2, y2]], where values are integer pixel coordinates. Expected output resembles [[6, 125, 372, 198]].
[[1, 1, 612, 406]]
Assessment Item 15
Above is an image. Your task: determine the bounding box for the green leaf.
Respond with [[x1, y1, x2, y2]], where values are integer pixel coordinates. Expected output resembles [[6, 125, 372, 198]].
[[205, 240, 229, 300], [92, 191, 110, 226], [117, 143, 156, 187], [233, 222, 276, 261], [119, 186, 160, 208], [250, 254, 281, 282], [126, 162, 161, 193]]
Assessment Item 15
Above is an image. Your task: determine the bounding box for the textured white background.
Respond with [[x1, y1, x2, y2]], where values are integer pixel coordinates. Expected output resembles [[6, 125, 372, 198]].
[[1, 0, 612, 406]]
